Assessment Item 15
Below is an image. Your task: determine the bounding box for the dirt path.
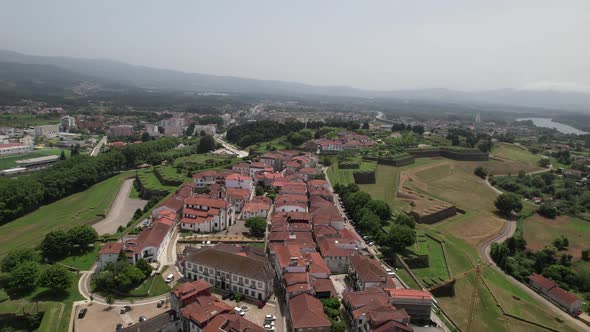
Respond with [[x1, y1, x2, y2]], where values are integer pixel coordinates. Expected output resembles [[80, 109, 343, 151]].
[[92, 178, 147, 235]]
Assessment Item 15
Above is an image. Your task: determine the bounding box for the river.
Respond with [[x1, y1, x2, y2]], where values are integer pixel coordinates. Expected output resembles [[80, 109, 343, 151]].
[[516, 118, 587, 135]]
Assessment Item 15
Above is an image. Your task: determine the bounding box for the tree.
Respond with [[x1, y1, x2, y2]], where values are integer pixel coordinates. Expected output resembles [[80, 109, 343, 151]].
[[255, 186, 265, 196], [362, 122, 370, 130], [59, 150, 67, 161], [582, 249, 590, 261], [1, 248, 39, 273], [381, 225, 416, 254], [232, 292, 243, 302], [41, 230, 72, 259], [245, 217, 267, 237], [366, 200, 391, 222], [287, 132, 306, 146], [494, 193, 522, 216], [537, 204, 557, 219], [141, 132, 151, 142], [106, 295, 114, 308], [490, 243, 510, 269], [197, 135, 216, 153], [538, 158, 551, 168], [133, 208, 143, 220], [395, 214, 416, 229], [553, 236, 569, 250], [38, 264, 72, 291], [358, 210, 381, 235], [9, 261, 39, 290], [135, 259, 153, 277], [474, 166, 488, 179], [67, 225, 98, 250]]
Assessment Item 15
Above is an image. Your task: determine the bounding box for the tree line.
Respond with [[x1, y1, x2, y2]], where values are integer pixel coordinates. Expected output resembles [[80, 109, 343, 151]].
[[334, 183, 416, 257], [0, 137, 180, 225], [226, 120, 306, 148]]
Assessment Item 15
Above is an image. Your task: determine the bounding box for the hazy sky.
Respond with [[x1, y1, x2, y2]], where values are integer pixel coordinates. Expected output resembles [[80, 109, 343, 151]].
[[1, 1, 589, 91]]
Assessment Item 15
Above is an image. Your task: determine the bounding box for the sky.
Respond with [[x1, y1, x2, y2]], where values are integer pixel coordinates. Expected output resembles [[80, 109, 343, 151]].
[[0, 0, 589, 92]]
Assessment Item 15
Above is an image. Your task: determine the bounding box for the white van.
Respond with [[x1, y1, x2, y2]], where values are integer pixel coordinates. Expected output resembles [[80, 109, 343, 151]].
[[165, 274, 174, 283]]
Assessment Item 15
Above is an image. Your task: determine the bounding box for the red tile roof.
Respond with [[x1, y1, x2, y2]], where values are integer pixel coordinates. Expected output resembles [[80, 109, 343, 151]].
[[242, 201, 271, 213], [184, 196, 228, 209], [226, 188, 250, 200], [172, 280, 211, 301], [386, 289, 432, 301], [99, 242, 122, 255], [288, 293, 331, 329], [548, 286, 581, 305], [528, 273, 557, 290]]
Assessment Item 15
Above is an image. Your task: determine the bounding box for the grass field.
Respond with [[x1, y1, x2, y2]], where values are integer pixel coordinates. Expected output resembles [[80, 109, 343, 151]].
[[56, 245, 99, 270], [490, 143, 543, 174], [0, 171, 132, 258], [523, 214, 590, 260], [174, 153, 237, 167], [136, 168, 178, 192], [0, 149, 69, 170], [368, 156, 578, 331], [357, 158, 440, 209], [246, 136, 290, 153], [326, 160, 377, 185], [410, 231, 450, 282]]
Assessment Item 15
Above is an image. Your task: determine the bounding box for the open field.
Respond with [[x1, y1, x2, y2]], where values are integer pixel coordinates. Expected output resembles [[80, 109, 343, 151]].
[[490, 143, 543, 173], [326, 160, 376, 185], [365, 156, 579, 331], [0, 171, 132, 258], [245, 136, 290, 153], [357, 158, 441, 209], [173, 152, 238, 167], [524, 214, 590, 259], [0, 149, 69, 170]]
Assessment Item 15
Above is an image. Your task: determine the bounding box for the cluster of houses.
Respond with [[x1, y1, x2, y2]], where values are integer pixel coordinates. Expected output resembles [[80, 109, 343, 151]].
[[309, 130, 375, 153], [121, 279, 266, 332], [528, 273, 583, 315], [100, 146, 436, 331]]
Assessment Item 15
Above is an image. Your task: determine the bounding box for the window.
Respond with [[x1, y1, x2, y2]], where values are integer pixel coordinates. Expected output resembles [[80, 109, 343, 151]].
[[198, 266, 203, 272], [233, 275, 237, 281], [258, 282, 263, 288], [239, 277, 243, 283], [233, 285, 237, 291]]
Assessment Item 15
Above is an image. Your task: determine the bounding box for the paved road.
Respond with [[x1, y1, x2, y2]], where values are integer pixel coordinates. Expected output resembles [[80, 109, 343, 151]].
[[214, 134, 249, 158], [93, 178, 147, 235], [90, 136, 108, 157]]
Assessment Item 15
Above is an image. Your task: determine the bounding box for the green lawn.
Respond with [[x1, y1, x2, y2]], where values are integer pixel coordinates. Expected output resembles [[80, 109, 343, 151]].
[[410, 232, 450, 282], [174, 153, 238, 167], [246, 136, 290, 153], [136, 168, 178, 192], [129, 183, 141, 198], [0, 172, 133, 258], [0, 149, 69, 170], [326, 161, 377, 185], [56, 245, 99, 271], [127, 275, 170, 297], [247, 242, 265, 249]]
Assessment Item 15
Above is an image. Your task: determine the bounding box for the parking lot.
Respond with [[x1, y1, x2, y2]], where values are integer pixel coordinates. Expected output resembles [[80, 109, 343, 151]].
[[212, 293, 285, 331], [73, 300, 169, 332]]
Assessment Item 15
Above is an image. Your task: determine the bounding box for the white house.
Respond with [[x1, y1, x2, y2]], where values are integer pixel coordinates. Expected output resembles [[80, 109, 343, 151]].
[[225, 173, 253, 191], [181, 196, 235, 233]]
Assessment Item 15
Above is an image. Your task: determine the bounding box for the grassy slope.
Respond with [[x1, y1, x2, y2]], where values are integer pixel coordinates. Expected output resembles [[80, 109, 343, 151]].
[[0, 114, 59, 128], [0, 149, 70, 170], [0, 171, 132, 258], [367, 157, 577, 331], [56, 245, 99, 270]]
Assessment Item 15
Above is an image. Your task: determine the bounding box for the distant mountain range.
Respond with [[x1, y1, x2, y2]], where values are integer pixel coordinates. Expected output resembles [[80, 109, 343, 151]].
[[1, 49, 589, 112]]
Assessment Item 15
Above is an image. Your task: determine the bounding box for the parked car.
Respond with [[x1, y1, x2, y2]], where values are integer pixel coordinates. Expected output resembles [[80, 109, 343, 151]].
[[157, 300, 165, 308], [265, 314, 276, 321], [222, 291, 233, 300], [368, 241, 375, 246], [139, 316, 148, 322], [165, 274, 174, 283], [116, 323, 123, 330], [77, 308, 87, 319], [120, 305, 131, 314], [234, 307, 245, 316], [264, 324, 275, 331], [388, 272, 396, 277], [258, 301, 266, 309]]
